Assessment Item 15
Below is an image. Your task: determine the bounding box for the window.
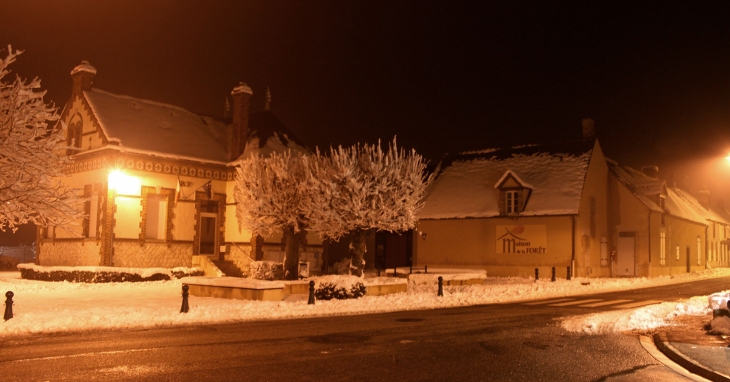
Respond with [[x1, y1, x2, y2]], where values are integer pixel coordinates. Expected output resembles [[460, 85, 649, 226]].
[[506, 190, 520, 215], [659, 232, 666, 266], [84, 194, 98, 238], [66, 121, 82, 152], [145, 194, 168, 240], [675, 245, 680, 261]]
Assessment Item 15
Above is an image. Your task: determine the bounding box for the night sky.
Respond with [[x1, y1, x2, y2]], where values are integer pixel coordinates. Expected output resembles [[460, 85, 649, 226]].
[[2, 1, 730, 241]]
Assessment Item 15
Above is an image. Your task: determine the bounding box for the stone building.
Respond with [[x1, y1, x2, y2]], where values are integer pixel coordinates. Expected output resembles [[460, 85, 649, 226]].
[[38, 61, 323, 275]]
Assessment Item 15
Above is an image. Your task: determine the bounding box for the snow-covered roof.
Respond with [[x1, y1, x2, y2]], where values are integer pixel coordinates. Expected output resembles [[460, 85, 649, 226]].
[[419, 140, 596, 219], [84, 89, 230, 163], [82, 89, 308, 164], [608, 161, 709, 225]]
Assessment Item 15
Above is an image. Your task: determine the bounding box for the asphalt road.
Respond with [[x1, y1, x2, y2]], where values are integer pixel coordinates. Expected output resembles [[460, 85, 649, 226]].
[[1, 276, 728, 381]]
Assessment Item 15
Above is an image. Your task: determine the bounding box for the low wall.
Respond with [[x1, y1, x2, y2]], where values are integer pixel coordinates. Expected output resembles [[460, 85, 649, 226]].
[[39, 240, 101, 266], [182, 276, 284, 301]]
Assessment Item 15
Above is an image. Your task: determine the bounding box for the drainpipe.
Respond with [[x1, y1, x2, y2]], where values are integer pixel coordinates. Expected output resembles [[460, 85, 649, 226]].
[[571, 216, 576, 278], [647, 211, 651, 278], [705, 225, 709, 269]]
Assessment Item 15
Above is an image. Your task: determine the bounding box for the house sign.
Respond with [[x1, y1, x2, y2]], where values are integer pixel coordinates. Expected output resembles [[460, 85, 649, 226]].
[[496, 225, 547, 254]]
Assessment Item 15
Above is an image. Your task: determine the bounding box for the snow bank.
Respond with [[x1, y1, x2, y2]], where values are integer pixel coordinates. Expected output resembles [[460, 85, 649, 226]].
[[1, 269, 729, 338]]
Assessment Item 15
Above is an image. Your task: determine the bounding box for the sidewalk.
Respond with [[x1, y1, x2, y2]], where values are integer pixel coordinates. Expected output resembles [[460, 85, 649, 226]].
[[653, 313, 730, 381]]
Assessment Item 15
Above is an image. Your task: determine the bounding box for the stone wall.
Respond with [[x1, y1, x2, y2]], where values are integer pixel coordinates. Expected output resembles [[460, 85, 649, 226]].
[[226, 243, 253, 275], [39, 241, 101, 266], [113, 241, 192, 268]]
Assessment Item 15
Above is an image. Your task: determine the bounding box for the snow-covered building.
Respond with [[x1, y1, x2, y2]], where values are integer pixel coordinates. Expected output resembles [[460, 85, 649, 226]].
[[415, 138, 610, 278], [37, 61, 322, 274], [607, 162, 711, 277]]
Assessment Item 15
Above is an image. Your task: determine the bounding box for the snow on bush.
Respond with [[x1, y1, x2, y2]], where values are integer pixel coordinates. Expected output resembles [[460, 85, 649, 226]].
[[249, 261, 284, 280], [314, 275, 366, 300], [17, 263, 203, 283]]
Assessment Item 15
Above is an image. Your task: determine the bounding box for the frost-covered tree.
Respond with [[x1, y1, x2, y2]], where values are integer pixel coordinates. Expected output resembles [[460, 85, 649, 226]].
[[0, 46, 84, 232], [305, 138, 430, 276], [234, 151, 311, 280]]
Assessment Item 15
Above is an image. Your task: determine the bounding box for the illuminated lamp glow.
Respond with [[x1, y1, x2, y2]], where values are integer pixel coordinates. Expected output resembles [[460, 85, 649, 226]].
[[108, 170, 140, 196]]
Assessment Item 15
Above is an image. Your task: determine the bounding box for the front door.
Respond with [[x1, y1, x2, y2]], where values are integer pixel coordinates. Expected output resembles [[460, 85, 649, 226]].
[[199, 214, 217, 257], [617, 233, 635, 277], [198, 200, 219, 258]]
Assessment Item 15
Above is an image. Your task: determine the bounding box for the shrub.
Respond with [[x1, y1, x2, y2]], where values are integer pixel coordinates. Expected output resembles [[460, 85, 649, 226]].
[[17, 264, 203, 283], [0, 255, 20, 270], [314, 275, 367, 300], [250, 261, 284, 280]]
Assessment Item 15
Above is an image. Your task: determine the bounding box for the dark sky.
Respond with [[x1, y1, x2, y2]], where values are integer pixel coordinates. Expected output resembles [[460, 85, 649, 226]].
[[2, 1, 730, 200]]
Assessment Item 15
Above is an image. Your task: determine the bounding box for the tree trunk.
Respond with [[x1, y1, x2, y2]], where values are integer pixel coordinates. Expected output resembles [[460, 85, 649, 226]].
[[349, 229, 368, 277], [282, 226, 300, 280]]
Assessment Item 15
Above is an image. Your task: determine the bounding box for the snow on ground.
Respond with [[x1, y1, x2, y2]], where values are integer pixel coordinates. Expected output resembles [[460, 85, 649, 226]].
[[1, 268, 729, 338]]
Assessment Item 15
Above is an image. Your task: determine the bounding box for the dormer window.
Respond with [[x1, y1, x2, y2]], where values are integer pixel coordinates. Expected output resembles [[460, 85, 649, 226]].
[[506, 190, 520, 215], [494, 170, 532, 217]]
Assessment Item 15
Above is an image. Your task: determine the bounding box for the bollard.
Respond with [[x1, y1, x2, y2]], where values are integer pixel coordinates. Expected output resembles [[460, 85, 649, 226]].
[[534, 268, 539, 281], [551, 267, 556, 282], [437, 276, 443, 297], [3, 291, 13, 321], [308, 280, 315, 305], [567, 266, 571, 281], [180, 285, 189, 313]]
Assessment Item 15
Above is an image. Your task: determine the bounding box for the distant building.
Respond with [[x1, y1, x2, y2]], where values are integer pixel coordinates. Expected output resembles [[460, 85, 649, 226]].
[[415, 139, 610, 278], [414, 130, 730, 278], [38, 61, 323, 274]]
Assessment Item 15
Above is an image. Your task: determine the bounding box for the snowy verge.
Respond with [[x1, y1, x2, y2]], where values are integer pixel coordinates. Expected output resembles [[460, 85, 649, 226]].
[[1, 269, 729, 338], [561, 293, 725, 335]]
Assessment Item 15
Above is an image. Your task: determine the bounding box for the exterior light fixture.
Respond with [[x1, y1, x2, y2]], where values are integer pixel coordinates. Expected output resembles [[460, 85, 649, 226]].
[[108, 170, 140, 196]]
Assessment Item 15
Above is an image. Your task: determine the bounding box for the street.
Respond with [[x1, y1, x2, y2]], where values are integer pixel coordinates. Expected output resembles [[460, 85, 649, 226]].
[[1, 276, 727, 381]]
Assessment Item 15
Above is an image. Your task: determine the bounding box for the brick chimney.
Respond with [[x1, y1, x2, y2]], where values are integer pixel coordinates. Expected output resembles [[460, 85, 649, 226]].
[[641, 166, 659, 179], [70, 61, 96, 98], [581, 118, 595, 139], [230, 82, 253, 161]]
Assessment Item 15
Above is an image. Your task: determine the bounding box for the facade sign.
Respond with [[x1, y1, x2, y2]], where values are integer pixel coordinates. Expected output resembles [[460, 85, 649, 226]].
[[496, 225, 547, 254]]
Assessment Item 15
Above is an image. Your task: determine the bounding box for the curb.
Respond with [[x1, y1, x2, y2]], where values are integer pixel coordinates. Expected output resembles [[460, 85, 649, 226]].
[[652, 332, 730, 382]]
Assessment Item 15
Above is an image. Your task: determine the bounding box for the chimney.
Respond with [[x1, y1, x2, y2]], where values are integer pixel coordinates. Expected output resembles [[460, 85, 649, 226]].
[[641, 166, 659, 179], [698, 188, 711, 210], [70, 61, 96, 98], [230, 82, 253, 161], [581, 118, 595, 139]]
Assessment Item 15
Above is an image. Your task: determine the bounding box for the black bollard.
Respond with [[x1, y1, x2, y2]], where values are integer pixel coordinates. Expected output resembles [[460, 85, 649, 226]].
[[308, 280, 315, 305], [180, 285, 189, 313], [567, 266, 571, 281], [437, 276, 443, 297], [4, 291, 13, 321], [534, 268, 539, 281], [551, 267, 556, 282]]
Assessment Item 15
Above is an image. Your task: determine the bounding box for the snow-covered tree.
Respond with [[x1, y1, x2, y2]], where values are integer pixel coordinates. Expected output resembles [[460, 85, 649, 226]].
[[305, 138, 430, 276], [234, 151, 310, 280], [0, 46, 84, 232]]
